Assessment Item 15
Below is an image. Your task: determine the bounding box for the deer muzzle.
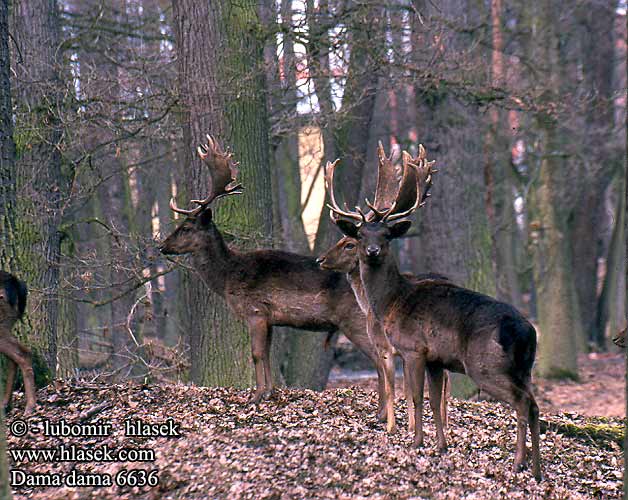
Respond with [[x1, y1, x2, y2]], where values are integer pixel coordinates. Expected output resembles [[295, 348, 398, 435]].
[[366, 245, 381, 257]]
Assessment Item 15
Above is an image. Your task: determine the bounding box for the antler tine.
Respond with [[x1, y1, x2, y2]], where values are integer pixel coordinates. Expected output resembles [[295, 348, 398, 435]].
[[364, 197, 387, 220], [189, 134, 243, 207], [384, 146, 435, 222], [324, 159, 364, 223], [169, 197, 204, 217]]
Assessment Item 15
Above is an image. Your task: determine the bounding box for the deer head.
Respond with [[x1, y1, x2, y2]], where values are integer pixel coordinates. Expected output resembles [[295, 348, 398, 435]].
[[318, 142, 415, 271], [327, 145, 435, 266], [159, 135, 243, 255]]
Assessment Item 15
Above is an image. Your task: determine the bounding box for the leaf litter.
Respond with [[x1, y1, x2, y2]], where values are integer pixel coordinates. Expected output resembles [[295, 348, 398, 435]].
[[5, 381, 623, 499]]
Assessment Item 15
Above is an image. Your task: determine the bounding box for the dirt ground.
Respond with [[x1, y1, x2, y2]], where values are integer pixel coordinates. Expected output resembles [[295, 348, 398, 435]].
[[4, 376, 624, 500]]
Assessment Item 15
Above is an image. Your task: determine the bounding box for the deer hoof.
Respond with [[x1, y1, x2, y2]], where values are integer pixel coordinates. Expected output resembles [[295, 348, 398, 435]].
[[248, 391, 265, 404], [23, 403, 37, 416], [513, 461, 528, 473]]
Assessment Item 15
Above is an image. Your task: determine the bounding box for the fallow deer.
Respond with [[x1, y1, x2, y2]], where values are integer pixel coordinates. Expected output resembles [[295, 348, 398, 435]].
[[317, 142, 450, 433], [0, 271, 36, 413], [326, 146, 542, 480], [159, 135, 394, 429]]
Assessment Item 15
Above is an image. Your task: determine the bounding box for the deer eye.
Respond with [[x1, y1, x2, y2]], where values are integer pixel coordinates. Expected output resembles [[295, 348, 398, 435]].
[[345, 243, 355, 250]]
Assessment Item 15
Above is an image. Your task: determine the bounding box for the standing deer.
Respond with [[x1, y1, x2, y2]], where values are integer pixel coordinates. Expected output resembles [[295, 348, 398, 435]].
[[326, 146, 542, 480], [159, 135, 395, 430], [0, 271, 36, 413], [317, 142, 450, 433]]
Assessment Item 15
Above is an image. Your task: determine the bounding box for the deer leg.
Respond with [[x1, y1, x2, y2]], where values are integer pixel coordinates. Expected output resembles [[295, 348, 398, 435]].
[[262, 328, 274, 399], [366, 313, 395, 431], [441, 370, 449, 429], [374, 357, 387, 422], [513, 398, 529, 472], [523, 385, 542, 481], [1, 357, 16, 409], [402, 358, 415, 434], [0, 337, 36, 413], [405, 355, 425, 447], [378, 349, 396, 433], [426, 364, 447, 452], [247, 316, 270, 404], [472, 372, 532, 474]]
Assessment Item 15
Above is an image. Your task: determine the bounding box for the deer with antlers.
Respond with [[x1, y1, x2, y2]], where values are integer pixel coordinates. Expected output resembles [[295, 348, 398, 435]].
[[325, 145, 542, 480], [317, 142, 450, 433], [160, 135, 398, 430], [0, 271, 36, 413]]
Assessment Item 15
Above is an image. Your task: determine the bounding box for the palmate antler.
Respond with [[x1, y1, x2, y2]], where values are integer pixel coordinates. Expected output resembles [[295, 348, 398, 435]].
[[170, 135, 244, 217], [326, 143, 436, 225], [383, 144, 436, 222]]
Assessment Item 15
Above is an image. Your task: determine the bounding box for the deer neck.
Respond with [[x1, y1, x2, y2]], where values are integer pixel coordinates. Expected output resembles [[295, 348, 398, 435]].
[[192, 225, 235, 295], [346, 266, 369, 314], [359, 256, 403, 321]]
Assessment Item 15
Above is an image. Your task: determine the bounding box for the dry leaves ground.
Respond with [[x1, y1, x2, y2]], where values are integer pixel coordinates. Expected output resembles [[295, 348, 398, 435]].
[[5, 380, 623, 500]]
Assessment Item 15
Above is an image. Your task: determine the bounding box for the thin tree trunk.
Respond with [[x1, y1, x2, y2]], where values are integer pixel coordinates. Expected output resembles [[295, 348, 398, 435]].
[[572, 3, 617, 346], [172, 0, 273, 387], [595, 174, 626, 348], [283, 0, 385, 390], [484, 0, 522, 310], [0, 5, 12, 492], [530, 1, 582, 379]]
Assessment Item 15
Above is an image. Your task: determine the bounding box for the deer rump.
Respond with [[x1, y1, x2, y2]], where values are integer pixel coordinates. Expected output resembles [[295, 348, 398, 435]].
[[388, 279, 536, 385]]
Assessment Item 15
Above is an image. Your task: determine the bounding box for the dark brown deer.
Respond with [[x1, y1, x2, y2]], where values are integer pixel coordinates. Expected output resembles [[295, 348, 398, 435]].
[[317, 142, 450, 433], [0, 271, 36, 413], [326, 146, 542, 480], [159, 135, 395, 429]]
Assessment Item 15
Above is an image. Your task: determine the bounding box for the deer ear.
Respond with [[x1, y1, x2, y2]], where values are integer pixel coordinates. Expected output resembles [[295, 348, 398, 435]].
[[388, 220, 412, 239], [197, 207, 213, 226], [335, 219, 360, 238]]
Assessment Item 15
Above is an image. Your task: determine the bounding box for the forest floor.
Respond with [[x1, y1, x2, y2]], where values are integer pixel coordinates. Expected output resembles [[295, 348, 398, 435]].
[[330, 352, 626, 419], [5, 372, 624, 499]]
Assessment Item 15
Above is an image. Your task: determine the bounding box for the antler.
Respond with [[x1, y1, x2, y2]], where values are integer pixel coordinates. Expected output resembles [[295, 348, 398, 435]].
[[169, 134, 244, 217], [325, 142, 435, 226], [324, 159, 366, 224], [383, 144, 436, 222], [364, 142, 403, 221]]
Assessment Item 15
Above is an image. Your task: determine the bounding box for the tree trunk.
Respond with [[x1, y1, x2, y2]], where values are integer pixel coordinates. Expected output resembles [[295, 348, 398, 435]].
[[595, 175, 626, 349], [282, 0, 385, 390], [484, 0, 523, 310], [172, 0, 273, 387], [412, 0, 495, 398], [0, 10, 15, 491], [8, 0, 66, 379], [532, 120, 581, 379], [530, 1, 582, 379], [572, 3, 617, 346]]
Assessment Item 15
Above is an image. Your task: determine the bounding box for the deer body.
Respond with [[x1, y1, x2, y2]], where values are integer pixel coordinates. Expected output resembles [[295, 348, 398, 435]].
[[317, 236, 450, 433], [0, 271, 36, 413], [326, 144, 542, 480], [358, 244, 539, 477]]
